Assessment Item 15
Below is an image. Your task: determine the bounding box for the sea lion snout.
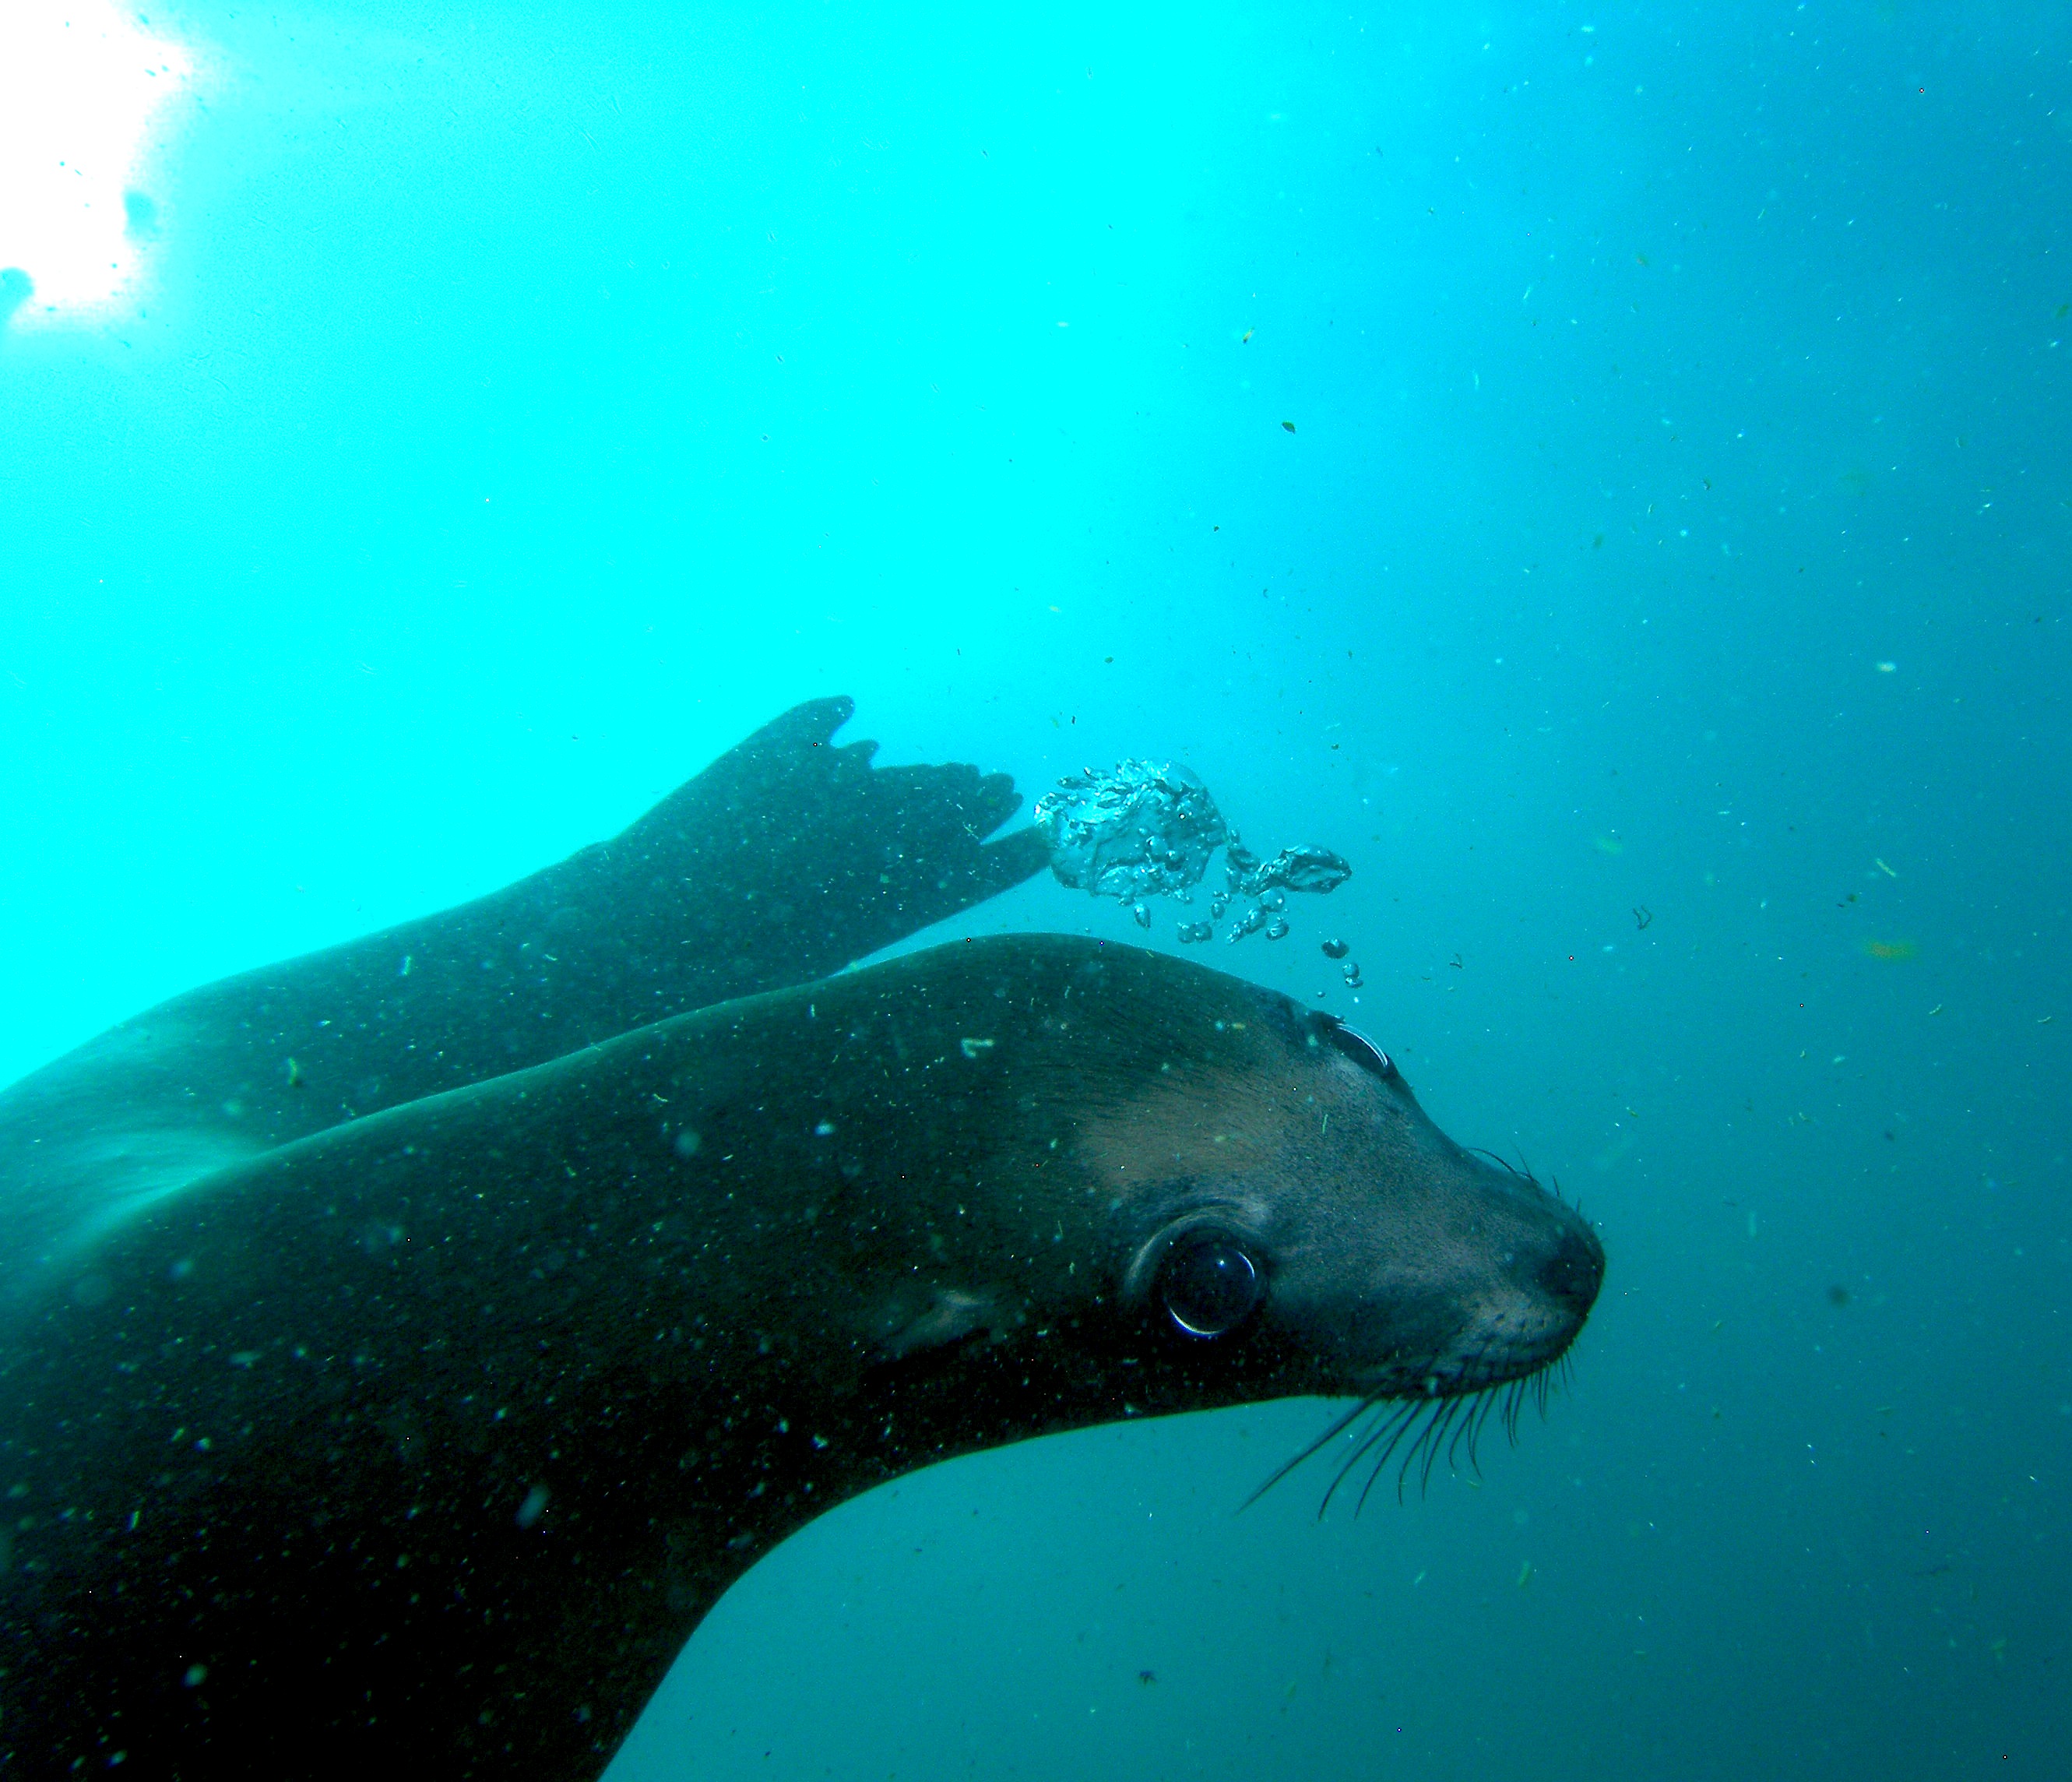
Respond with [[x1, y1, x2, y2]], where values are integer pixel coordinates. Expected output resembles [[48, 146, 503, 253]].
[[1331, 1146, 1605, 1398], [1536, 1213, 1606, 1321], [1254, 1165, 1602, 1401]]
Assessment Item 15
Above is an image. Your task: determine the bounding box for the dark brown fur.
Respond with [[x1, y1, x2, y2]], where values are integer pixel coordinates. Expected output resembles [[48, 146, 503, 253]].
[[0, 935, 1599, 1777]]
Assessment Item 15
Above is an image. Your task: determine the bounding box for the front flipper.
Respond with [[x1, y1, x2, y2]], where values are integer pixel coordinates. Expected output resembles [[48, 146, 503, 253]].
[[607, 696, 1050, 981], [0, 698, 1046, 1298]]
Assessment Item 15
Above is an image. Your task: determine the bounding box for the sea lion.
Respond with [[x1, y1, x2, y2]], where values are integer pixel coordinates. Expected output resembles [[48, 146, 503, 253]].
[[0, 709, 1603, 1780], [0, 695, 1047, 1308]]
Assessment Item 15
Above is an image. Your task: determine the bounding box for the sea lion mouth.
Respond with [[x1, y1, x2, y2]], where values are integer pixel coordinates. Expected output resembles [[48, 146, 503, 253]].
[[1353, 1324, 1583, 1403], [1251, 1203, 1606, 1514], [1372, 1193, 1607, 1396]]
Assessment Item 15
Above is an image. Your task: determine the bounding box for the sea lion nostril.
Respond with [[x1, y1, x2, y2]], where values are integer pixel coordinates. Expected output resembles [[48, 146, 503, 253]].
[[1538, 1227, 1605, 1315]]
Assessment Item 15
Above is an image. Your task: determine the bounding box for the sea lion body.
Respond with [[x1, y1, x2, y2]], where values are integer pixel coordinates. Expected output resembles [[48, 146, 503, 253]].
[[0, 703, 1602, 1779], [0, 936, 1599, 1777]]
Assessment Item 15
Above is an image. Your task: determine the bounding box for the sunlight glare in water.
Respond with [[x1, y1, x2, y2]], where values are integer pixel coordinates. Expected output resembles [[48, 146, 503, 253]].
[[0, 0, 195, 326]]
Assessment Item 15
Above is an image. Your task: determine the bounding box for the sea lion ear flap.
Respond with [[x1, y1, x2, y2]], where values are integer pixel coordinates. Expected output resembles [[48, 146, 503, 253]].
[[867, 1289, 1009, 1368], [1322, 1020, 1398, 1080]]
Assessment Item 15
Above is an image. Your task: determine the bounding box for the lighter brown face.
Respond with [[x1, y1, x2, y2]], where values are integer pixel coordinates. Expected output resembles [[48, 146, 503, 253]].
[[1103, 1011, 1604, 1419]]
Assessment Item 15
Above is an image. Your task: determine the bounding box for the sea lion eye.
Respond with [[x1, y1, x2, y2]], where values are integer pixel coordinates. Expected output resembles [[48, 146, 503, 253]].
[[1160, 1237, 1262, 1338]]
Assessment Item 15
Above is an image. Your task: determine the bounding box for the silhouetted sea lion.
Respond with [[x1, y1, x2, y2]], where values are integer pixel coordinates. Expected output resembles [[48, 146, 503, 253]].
[[0, 702, 1602, 1780]]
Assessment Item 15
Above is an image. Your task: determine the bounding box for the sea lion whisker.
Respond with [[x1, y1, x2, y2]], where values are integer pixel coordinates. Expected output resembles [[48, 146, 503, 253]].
[[1448, 1392, 1478, 1474], [1465, 1144, 1553, 1196], [1311, 1400, 1393, 1519], [1320, 1411, 1387, 1518], [1459, 1387, 1500, 1476], [1356, 1397, 1435, 1514], [1442, 1347, 1493, 1475], [1418, 1398, 1469, 1496], [1487, 1382, 1511, 1451], [1502, 1376, 1526, 1442], [1465, 1145, 1527, 1180], [1327, 1397, 1422, 1519], [1244, 1392, 1384, 1511], [1388, 1402, 1442, 1506]]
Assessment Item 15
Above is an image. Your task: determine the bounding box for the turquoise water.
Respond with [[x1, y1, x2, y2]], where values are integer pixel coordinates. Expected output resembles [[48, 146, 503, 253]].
[[4, 2, 2068, 1777]]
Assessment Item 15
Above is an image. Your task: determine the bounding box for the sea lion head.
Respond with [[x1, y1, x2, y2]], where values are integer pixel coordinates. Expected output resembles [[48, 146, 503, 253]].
[[1105, 1012, 1603, 1407], [840, 936, 1603, 1494]]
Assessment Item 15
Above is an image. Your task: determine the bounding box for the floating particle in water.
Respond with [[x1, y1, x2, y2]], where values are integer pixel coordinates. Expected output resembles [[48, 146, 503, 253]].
[[1131, 901, 1152, 929], [1341, 961, 1363, 989], [1321, 938, 1350, 960], [1265, 916, 1290, 940], [1177, 919, 1215, 945], [515, 1483, 551, 1530], [1035, 761, 1227, 902], [1210, 893, 1228, 919]]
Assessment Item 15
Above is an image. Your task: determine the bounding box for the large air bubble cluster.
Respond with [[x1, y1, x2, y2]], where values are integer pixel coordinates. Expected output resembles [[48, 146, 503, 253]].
[[1034, 759, 1352, 949], [1032, 761, 1226, 901]]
